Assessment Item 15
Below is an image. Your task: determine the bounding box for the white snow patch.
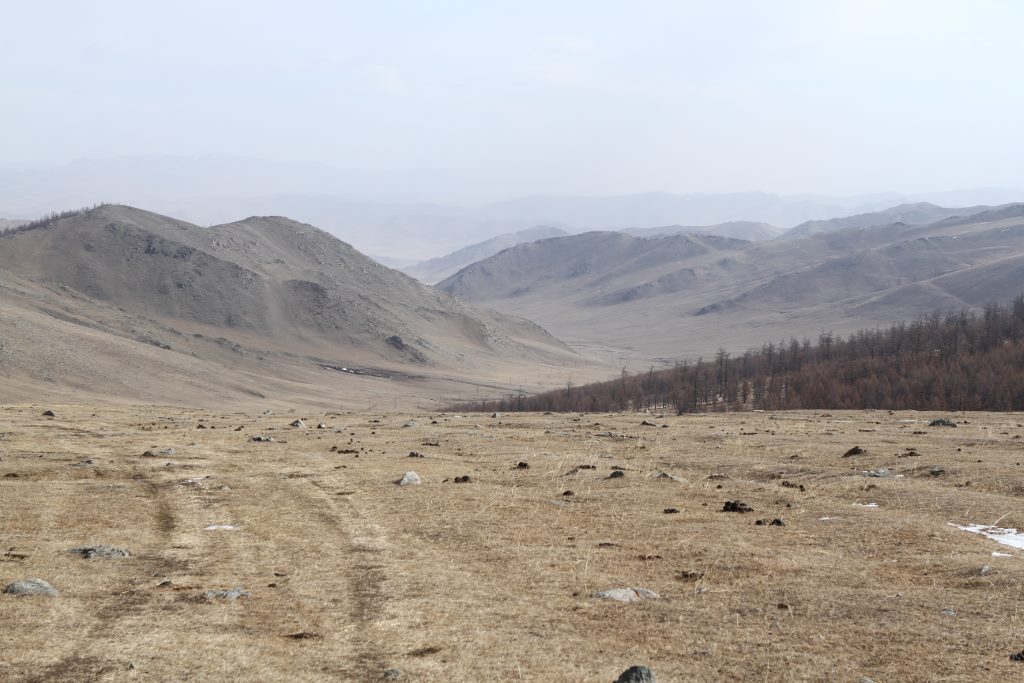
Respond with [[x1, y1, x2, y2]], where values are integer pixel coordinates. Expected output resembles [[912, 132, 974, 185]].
[[204, 524, 236, 531], [953, 524, 1024, 550], [993, 552, 1013, 557], [853, 502, 879, 508]]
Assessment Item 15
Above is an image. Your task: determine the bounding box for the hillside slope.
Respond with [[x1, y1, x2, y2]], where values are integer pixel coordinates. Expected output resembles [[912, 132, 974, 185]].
[[0, 205, 589, 407], [439, 204, 1024, 364]]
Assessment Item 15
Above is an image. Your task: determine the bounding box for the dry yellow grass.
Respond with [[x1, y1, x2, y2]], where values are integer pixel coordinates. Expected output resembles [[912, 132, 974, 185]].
[[2, 405, 1024, 681]]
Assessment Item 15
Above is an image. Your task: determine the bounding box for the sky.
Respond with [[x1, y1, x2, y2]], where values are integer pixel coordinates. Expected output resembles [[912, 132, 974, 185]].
[[3, 0, 1024, 204]]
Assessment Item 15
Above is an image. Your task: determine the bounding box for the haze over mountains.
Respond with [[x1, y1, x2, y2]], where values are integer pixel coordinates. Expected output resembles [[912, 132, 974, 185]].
[[439, 203, 1024, 366], [0, 205, 585, 407], [3, 156, 1022, 261]]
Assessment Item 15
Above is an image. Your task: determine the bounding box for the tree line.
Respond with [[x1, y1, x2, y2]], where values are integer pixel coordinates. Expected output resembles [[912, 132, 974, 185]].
[[0, 205, 104, 237], [459, 294, 1024, 413]]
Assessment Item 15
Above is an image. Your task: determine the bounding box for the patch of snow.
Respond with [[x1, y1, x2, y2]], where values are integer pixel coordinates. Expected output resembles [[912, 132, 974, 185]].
[[993, 551, 1013, 557], [953, 524, 1024, 550], [853, 502, 879, 508], [204, 524, 236, 531]]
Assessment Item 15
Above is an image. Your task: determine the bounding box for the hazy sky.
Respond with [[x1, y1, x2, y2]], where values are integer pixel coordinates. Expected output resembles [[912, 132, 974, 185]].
[[4, 1, 1023, 203]]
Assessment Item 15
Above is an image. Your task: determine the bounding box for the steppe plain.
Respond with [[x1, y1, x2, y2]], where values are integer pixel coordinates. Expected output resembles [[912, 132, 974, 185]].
[[3, 405, 1024, 681]]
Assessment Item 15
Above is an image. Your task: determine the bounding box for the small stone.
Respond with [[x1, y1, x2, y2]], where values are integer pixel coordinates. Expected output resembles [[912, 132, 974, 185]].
[[722, 500, 753, 513], [940, 608, 957, 617], [453, 475, 471, 484], [929, 418, 957, 427], [1011, 651, 1024, 662], [863, 468, 892, 478], [607, 470, 625, 480], [251, 435, 275, 442], [593, 587, 660, 603], [202, 587, 249, 600], [402, 420, 417, 428], [664, 508, 680, 514], [755, 518, 785, 527], [383, 669, 404, 680], [142, 448, 175, 457], [513, 461, 530, 470], [408, 451, 425, 458], [397, 471, 421, 486], [980, 565, 993, 576], [843, 446, 865, 457], [640, 420, 657, 427], [316, 423, 326, 429], [290, 419, 305, 428], [42, 410, 55, 417], [3, 578, 58, 596], [491, 412, 500, 418], [615, 665, 657, 683]]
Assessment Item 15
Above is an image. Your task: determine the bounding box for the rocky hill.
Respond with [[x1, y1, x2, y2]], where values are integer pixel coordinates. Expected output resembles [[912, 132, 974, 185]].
[[0, 205, 584, 407]]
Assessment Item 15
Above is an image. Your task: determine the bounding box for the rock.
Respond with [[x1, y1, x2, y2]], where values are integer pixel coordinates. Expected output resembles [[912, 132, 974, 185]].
[[513, 461, 530, 470], [607, 470, 625, 480], [71, 459, 94, 468], [863, 469, 892, 478], [940, 608, 957, 617], [41, 410, 55, 417], [722, 500, 753, 513], [615, 665, 657, 683], [402, 420, 417, 428], [397, 471, 421, 486], [202, 587, 249, 600], [142, 448, 175, 457], [929, 418, 957, 427], [663, 508, 680, 514], [263, 409, 274, 415], [67, 545, 130, 559], [317, 423, 326, 429], [980, 565, 993, 576], [928, 467, 946, 477], [453, 475, 471, 484], [3, 578, 58, 596], [843, 446, 866, 457], [649, 469, 684, 483], [383, 669, 404, 680], [640, 420, 657, 427], [1011, 651, 1024, 662], [290, 419, 305, 428], [251, 435, 275, 442], [491, 412, 500, 418], [284, 631, 322, 639], [755, 518, 785, 527], [408, 451, 425, 458], [593, 587, 660, 603]]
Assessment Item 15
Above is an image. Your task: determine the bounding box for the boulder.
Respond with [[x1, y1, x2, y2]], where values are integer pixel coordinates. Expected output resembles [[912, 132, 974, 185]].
[[3, 578, 58, 596]]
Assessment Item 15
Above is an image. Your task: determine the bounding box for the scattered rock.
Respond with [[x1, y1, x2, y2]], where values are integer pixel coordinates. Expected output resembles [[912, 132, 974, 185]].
[[67, 545, 130, 559], [675, 570, 703, 581], [383, 669, 404, 680], [607, 470, 625, 480], [290, 419, 305, 428], [251, 435, 275, 442], [593, 588, 659, 603], [706, 473, 729, 480], [142, 448, 175, 457], [640, 420, 658, 427], [263, 409, 274, 415], [402, 420, 417, 428], [928, 467, 946, 477], [3, 578, 58, 596], [649, 470, 685, 483], [780, 480, 805, 492], [664, 508, 680, 514], [316, 423, 327, 429], [755, 518, 785, 527], [408, 451, 425, 458], [1011, 651, 1024, 662], [513, 461, 530, 470], [202, 588, 249, 600], [843, 446, 866, 457], [42, 410, 55, 417], [453, 475, 471, 484], [196, 424, 207, 429], [615, 665, 657, 683], [397, 471, 421, 486], [929, 418, 957, 427], [940, 608, 957, 617], [722, 500, 753, 513], [491, 412, 500, 418], [980, 565, 993, 576], [562, 490, 575, 497], [863, 469, 892, 478]]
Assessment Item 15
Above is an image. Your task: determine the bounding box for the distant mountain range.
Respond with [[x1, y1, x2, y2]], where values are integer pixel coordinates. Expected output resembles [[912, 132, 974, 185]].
[[403, 226, 569, 284], [3, 156, 1020, 261], [438, 203, 1024, 365]]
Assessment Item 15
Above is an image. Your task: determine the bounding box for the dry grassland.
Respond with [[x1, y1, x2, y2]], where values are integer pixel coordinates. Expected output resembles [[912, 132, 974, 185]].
[[2, 405, 1024, 681]]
